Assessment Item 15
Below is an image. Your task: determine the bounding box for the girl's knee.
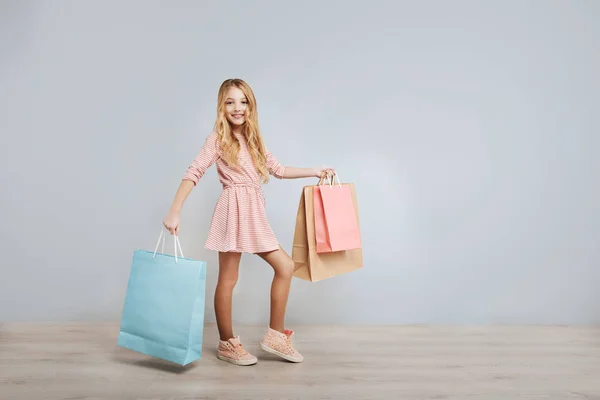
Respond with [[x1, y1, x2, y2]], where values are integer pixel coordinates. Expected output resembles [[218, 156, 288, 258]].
[[276, 259, 295, 280], [287, 258, 295, 274], [217, 274, 239, 290]]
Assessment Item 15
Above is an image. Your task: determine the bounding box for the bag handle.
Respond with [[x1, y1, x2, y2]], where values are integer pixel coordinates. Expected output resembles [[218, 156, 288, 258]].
[[318, 171, 342, 189], [153, 227, 185, 263], [330, 172, 342, 188], [317, 171, 329, 185]]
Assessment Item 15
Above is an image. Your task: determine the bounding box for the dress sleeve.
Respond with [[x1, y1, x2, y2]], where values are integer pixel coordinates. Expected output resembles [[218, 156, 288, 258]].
[[265, 147, 286, 179], [182, 132, 220, 185]]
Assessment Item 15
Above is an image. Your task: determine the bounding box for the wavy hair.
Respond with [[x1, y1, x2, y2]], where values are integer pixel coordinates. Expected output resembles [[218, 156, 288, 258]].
[[214, 78, 270, 183]]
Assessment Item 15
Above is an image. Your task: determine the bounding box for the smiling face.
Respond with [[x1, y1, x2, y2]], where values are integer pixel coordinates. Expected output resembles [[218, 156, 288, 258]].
[[224, 86, 248, 128]]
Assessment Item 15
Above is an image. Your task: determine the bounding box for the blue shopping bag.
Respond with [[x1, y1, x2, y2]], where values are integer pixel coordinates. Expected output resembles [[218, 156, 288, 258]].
[[117, 229, 207, 365]]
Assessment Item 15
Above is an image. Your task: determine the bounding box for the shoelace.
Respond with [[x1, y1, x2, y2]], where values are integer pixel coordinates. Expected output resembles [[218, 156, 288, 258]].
[[283, 333, 295, 353], [231, 343, 248, 356]]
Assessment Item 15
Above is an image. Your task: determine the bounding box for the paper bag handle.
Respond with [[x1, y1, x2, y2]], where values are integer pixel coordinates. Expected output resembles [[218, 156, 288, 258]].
[[153, 227, 185, 263], [318, 171, 342, 188]]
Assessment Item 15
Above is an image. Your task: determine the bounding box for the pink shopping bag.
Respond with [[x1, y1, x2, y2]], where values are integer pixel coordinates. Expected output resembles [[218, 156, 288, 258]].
[[313, 185, 330, 253], [314, 175, 362, 253]]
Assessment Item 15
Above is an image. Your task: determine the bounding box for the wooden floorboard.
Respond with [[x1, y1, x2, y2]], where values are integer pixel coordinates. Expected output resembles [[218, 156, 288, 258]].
[[1, 323, 599, 399]]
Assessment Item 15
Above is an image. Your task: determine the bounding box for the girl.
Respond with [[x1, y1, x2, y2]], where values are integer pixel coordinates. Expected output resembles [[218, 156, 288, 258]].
[[162, 78, 334, 366]]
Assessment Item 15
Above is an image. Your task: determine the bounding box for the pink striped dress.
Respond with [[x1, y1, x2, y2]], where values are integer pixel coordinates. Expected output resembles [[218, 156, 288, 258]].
[[182, 131, 286, 253]]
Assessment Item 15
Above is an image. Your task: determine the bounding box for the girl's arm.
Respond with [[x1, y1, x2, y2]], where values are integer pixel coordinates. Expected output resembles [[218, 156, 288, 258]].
[[265, 147, 334, 180], [163, 132, 219, 235], [282, 167, 333, 179], [163, 180, 194, 235], [168, 179, 195, 214]]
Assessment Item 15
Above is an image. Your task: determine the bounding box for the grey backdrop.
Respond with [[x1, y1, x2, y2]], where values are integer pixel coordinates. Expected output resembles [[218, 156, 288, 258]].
[[1, 0, 599, 325]]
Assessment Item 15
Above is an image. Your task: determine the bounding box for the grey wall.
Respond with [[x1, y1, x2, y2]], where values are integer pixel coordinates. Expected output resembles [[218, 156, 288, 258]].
[[1, 0, 599, 325]]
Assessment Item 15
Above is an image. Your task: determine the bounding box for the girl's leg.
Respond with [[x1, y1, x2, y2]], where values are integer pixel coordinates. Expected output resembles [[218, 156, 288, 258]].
[[257, 246, 295, 333], [215, 251, 241, 341], [256, 246, 304, 363]]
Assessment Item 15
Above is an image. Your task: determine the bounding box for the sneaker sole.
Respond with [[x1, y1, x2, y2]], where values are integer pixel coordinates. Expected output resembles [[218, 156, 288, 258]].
[[260, 342, 304, 363], [217, 353, 257, 366]]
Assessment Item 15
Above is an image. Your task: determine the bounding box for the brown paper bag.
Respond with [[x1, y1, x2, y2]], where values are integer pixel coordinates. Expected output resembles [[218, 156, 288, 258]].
[[292, 181, 363, 282]]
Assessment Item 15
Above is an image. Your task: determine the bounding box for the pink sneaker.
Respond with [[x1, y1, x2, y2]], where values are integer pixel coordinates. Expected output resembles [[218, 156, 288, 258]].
[[217, 336, 258, 366], [259, 327, 304, 363]]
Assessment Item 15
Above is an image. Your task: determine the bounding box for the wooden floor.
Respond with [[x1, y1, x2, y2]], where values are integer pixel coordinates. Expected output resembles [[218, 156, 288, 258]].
[[1, 323, 599, 400]]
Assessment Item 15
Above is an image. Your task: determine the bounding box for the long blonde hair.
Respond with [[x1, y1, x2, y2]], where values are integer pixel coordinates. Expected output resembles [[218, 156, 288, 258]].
[[214, 78, 270, 183]]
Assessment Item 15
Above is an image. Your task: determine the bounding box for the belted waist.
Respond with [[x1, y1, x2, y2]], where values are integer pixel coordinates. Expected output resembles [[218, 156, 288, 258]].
[[222, 181, 265, 204], [222, 181, 262, 190]]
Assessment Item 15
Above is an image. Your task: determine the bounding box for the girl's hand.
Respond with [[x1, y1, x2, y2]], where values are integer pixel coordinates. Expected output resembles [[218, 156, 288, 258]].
[[163, 211, 181, 235], [314, 166, 335, 178]]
